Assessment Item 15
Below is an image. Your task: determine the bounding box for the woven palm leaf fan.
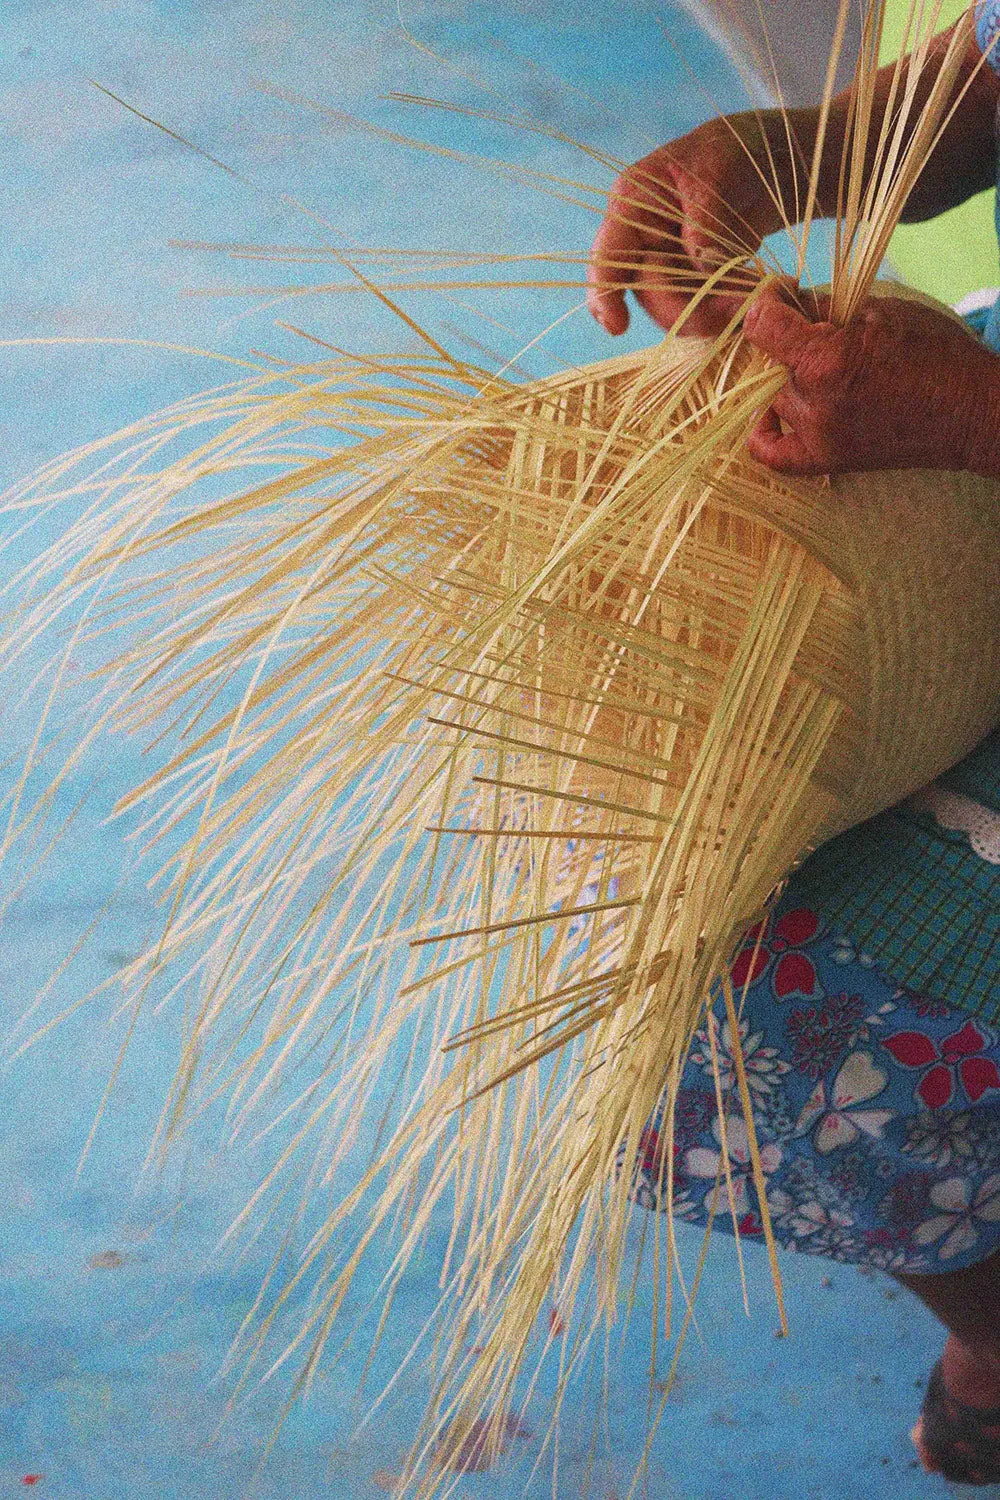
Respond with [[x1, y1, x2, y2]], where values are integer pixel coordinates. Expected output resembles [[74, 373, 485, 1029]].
[[3, 0, 1000, 1493]]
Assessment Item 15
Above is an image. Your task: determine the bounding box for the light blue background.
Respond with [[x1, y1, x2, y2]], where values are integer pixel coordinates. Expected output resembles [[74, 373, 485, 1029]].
[[0, 3, 976, 1496]]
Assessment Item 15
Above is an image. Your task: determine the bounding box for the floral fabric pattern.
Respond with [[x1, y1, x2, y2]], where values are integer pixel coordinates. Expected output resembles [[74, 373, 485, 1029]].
[[629, 894, 1000, 1273]]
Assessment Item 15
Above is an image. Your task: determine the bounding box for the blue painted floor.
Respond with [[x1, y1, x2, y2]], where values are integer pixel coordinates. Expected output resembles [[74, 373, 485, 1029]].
[[0, 2, 991, 1495]]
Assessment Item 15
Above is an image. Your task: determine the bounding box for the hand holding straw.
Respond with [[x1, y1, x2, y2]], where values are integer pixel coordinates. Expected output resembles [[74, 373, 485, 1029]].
[[588, 3, 999, 338], [5, 3, 1000, 1496], [743, 280, 1000, 475]]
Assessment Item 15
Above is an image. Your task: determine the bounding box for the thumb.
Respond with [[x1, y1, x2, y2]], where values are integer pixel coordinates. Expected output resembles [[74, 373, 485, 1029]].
[[744, 286, 833, 373], [746, 407, 824, 475]]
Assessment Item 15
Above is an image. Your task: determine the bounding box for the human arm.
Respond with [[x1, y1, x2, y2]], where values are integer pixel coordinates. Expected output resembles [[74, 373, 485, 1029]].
[[587, 7, 1000, 338]]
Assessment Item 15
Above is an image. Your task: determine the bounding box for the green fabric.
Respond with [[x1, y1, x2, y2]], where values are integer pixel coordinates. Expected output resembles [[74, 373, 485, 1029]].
[[790, 786, 1000, 1017], [939, 727, 1000, 809], [880, 0, 997, 307], [886, 194, 999, 308]]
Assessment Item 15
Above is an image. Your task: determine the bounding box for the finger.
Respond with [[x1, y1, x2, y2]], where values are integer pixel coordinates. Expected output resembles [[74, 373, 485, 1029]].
[[587, 212, 643, 335], [630, 247, 749, 337], [632, 284, 695, 332], [744, 286, 833, 374], [588, 166, 686, 334], [768, 383, 812, 428], [638, 286, 745, 338], [746, 407, 825, 475], [630, 258, 729, 337], [677, 183, 750, 275], [681, 213, 730, 274]]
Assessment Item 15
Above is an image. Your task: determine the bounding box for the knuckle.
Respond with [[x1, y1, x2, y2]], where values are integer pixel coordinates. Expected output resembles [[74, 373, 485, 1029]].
[[800, 337, 849, 391], [623, 152, 668, 195], [607, 170, 634, 212]]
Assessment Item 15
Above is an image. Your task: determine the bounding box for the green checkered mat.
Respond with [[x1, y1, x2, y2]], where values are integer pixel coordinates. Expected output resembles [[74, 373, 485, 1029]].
[[791, 730, 1000, 1015]]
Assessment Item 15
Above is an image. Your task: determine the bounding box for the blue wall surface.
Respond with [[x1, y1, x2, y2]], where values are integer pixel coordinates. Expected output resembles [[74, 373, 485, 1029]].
[[0, 3, 982, 1497]]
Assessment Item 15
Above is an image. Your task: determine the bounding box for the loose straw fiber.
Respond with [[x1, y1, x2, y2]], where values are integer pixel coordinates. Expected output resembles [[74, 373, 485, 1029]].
[[7, 289, 1000, 1484], [4, 1, 1000, 1491]]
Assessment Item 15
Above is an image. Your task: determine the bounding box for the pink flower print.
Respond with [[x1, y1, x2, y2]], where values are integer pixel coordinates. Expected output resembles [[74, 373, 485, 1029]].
[[861, 1227, 928, 1272], [894, 984, 950, 1021], [735, 1211, 765, 1236], [684, 1116, 782, 1215], [669, 1188, 707, 1223], [687, 1017, 791, 1101], [913, 1174, 1000, 1260], [882, 1020, 1000, 1109], [793, 1051, 893, 1154], [730, 907, 822, 1003], [636, 1124, 676, 1181], [787, 994, 867, 1080]]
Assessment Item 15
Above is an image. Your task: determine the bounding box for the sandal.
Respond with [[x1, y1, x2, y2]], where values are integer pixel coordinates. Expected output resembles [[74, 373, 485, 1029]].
[[918, 1358, 1000, 1485]]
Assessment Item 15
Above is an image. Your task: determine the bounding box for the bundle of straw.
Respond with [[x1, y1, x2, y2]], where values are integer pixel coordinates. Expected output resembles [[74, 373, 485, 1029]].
[[4, 0, 1000, 1492]]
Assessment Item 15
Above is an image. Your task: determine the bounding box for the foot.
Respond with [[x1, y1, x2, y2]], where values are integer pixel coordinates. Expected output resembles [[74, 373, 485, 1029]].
[[913, 1337, 1000, 1484]]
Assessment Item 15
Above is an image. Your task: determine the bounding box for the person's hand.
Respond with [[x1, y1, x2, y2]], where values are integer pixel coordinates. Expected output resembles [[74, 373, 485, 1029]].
[[743, 282, 1000, 476], [586, 112, 793, 339]]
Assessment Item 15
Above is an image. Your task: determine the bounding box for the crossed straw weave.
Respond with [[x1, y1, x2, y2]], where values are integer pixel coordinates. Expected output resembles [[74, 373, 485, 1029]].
[[5, 1, 1000, 1492]]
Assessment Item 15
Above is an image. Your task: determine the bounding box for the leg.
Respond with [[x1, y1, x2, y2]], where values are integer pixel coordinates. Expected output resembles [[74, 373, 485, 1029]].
[[896, 1251, 1000, 1481]]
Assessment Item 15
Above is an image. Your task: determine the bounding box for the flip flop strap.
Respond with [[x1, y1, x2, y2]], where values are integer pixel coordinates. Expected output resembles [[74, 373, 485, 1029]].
[[921, 1358, 1000, 1485]]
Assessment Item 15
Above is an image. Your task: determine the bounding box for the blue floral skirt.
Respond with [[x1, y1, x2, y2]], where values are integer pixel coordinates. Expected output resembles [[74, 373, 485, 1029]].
[[630, 891, 1000, 1273]]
